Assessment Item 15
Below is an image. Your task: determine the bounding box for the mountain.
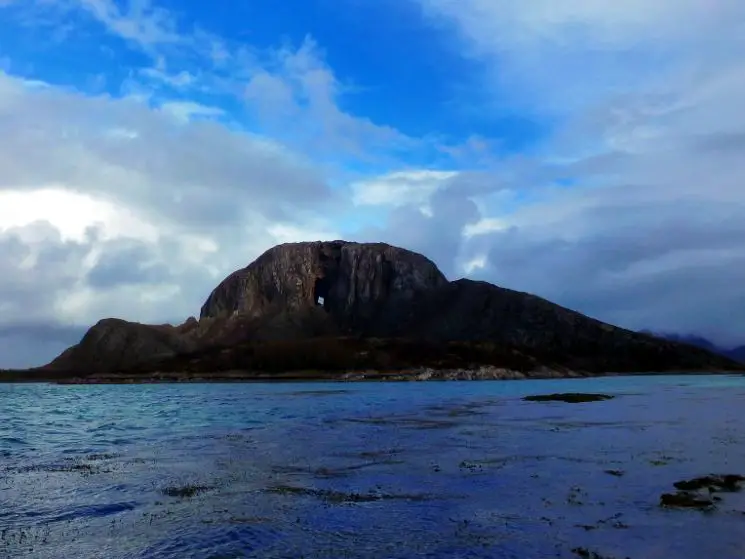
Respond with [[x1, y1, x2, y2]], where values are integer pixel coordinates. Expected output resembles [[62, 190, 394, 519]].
[[642, 331, 745, 363], [18, 240, 741, 382]]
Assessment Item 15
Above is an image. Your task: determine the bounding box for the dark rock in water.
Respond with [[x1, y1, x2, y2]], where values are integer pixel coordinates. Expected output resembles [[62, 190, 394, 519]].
[[30, 240, 743, 380], [660, 492, 715, 509], [604, 469, 625, 477], [659, 474, 744, 510], [571, 548, 628, 559], [523, 393, 614, 403], [673, 474, 745, 492]]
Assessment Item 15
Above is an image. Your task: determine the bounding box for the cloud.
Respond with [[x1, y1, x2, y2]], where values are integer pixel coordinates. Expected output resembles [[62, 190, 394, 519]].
[[357, 184, 480, 279], [242, 37, 416, 161], [0, 72, 332, 229], [419, 0, 745, 114], [0, 323, 88, 370], [76, 0, 181, 48], [351, 170, 458, 209], [159, 100, 224, 123]]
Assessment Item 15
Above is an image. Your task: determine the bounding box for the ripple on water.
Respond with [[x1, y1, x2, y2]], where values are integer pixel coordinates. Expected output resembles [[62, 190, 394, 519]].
[[1, 436, 28, 445], [2, 376, 745, 559], [134, 524, 285, 559]]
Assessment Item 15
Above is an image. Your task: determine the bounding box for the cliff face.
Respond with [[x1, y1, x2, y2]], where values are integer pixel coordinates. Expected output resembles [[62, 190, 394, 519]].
[[41, 240, 741, 376], [199, 241, 448, 332]]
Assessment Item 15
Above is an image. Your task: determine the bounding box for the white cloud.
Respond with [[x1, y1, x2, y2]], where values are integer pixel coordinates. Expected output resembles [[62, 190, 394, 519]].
[[420, 0, 745, 114], [267, 222, 341, 245], [77, 0, 181, 47], [0, 188, 159, 242], [351, 170, 458, 208], [159, 100, 224, 123], [242, 37, 416, 160], [462, 217, 507, 238], [423, 0, 741, 46]]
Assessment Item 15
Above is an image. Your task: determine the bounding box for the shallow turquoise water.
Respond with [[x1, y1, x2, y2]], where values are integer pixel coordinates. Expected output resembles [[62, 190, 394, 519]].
[[2, 375, 745, 558]]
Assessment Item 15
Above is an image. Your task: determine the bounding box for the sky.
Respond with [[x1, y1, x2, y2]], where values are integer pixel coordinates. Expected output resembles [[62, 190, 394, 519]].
[[1, 0, 745, 367]]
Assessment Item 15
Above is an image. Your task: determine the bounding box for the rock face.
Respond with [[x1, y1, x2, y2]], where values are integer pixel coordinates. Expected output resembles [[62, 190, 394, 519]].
[[42, 240, 742, 376], [199, 241, 448, 333]]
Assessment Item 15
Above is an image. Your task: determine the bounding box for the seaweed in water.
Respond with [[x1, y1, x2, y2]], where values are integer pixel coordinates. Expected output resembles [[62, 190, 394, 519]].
[[523, 393, 614, 403], [660, 492, 716, 509], [161, 484, 215, 498], [266, 485, 431, 503], [604, 469, 625, 477], [572, 548, 630, 559]]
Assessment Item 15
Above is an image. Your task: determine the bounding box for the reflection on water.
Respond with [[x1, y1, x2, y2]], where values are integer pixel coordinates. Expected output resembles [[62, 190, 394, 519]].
[[2, 375, 745, 558]]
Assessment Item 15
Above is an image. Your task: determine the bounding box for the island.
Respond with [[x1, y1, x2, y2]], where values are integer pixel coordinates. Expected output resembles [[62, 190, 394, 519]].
[[1, 240, 741, 383]]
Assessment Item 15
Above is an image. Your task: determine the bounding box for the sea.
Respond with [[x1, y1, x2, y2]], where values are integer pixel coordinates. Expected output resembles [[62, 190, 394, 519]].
[[1, 375, 744, 559]]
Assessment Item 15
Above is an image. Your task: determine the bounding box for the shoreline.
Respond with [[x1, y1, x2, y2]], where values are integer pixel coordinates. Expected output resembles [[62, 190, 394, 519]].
[[1, 366, 740, 385]]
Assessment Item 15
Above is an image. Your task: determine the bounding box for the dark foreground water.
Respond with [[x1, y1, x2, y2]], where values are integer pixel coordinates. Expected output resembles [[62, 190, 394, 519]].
[[2, 375, 745, 559]]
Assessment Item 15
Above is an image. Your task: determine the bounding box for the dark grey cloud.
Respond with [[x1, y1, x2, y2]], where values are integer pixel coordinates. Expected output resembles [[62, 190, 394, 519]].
[[85, 240, 172, 289], [0, 223, 223, 367], [0, 322, 88, 370], [690, 132, 745, 155], [461, 188, 745, 346]]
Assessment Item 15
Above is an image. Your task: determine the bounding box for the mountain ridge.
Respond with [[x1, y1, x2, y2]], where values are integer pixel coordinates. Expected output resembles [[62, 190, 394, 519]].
[[5, 240, 740, 382]]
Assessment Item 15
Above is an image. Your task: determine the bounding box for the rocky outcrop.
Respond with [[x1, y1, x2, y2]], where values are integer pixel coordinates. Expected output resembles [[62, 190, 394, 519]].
[[39, 240, 742, 377], [47, 318, 197, 372], [199, 241, 448, 332]]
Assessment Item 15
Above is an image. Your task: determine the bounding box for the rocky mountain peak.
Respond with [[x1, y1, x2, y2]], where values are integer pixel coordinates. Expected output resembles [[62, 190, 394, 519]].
[[199, 240, 448, 331]]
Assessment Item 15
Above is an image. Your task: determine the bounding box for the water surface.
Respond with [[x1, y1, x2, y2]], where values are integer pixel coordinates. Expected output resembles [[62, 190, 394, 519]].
[[2, 375, 745, 558]]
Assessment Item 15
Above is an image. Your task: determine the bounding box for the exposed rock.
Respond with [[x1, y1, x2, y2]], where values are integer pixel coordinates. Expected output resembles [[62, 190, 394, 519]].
[[659, 474, 744, 510], [660, 492, 715, 509], [199, 241, 447, 333], [571, 548, 627, 559], [673, 474, 745, 492], [32, 240, 744, 379]]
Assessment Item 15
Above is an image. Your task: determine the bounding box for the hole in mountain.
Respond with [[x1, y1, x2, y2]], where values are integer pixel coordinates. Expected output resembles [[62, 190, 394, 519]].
[[313, 277, 330, 309]]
